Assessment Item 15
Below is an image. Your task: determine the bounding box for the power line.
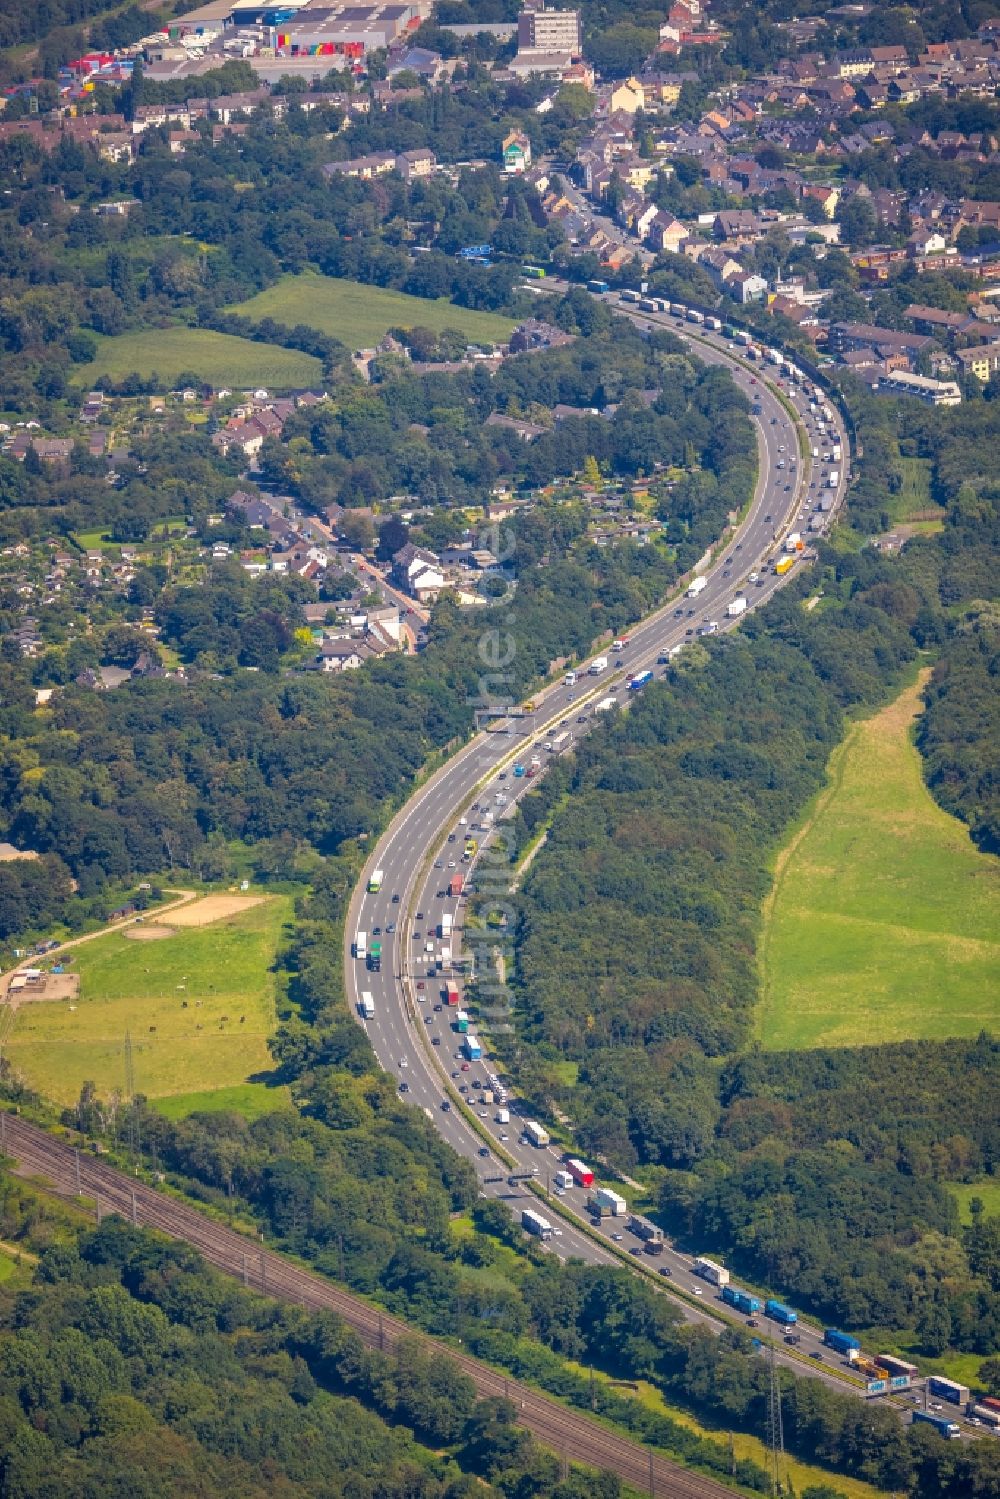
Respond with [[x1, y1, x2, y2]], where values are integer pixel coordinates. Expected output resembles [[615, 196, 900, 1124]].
[[766, 1342, 785, 1497]]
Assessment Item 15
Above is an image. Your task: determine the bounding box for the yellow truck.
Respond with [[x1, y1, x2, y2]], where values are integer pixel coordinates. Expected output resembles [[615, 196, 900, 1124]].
[[775, 555, 795, 576]]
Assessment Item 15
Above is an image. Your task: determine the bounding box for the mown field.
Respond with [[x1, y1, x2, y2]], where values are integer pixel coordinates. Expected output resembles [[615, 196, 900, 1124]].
[[758, 672, 1000, 1049], [229, 271, 516, 350], [6, 895, 292, 1107], [72, 328, 323, 390]]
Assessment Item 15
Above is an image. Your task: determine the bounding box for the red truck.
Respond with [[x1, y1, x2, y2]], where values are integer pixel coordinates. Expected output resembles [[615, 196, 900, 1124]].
[[566, 1158, 594, 1188], [447, 987, 460, 1007], [449, 874, 464, 898]]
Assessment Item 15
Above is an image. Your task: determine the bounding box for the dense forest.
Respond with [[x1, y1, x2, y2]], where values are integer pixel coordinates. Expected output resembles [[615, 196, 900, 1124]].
[[505, 394, 1000, 1348], [0, 1175, 622, 1499]]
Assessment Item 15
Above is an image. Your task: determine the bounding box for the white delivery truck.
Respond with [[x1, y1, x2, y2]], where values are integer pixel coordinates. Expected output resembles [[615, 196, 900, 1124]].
[[593, 1186, 627, 1216], [727, 596, 748, 617], [829, 470, 839, 488], [785, 532, 801, 554], [496, 1108, 510, 1124], [693, 1256, 730, 1287], [589, 655, 608, 675], [439, 913, 453, 940], [687, 575, 708, 598], [522, 1208, 553, 1240], [524, 1120, 550, 1147], [359, 992, 375, 1019], [564, 670, 577, 685], [554, 1169, 574, 1190], [354, 931, 367, 960]]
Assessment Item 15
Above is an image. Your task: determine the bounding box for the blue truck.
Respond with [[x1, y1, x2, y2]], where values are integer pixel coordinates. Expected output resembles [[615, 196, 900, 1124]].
[[928, 1376, 970, 1407], [587, 279, 610, 294], [628, 670, 653, 691], [823, 1329, 861, 1356], [722, 1287, 761, 1315], [913, 1412, 961, 1440], [765, 1299, 798, 1327]]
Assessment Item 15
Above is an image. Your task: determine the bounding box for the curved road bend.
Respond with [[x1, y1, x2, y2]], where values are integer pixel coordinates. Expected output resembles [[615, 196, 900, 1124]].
[[0, 1111, 735, 1499], [344, 309, 856, 1392]]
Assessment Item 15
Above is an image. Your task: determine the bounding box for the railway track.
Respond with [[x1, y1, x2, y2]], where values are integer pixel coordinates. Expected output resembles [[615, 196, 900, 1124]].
[[0, 1111, 737, 1499]]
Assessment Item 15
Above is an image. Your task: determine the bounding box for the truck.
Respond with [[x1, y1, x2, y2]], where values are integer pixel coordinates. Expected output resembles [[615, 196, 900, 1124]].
[[824, 1329, 861, 1356], [694, 1257, 730, 1287], [828, 470, 839, 488], [811, 445, 819, 458], [496, 1108, 510, 1124], [594, 1186, 627, 1216], [449, 874, 464, 898], [705, 315, 722, 331], [785, 532, 801, 554], [359, 992, 375, 1019], [628, 670, 653, 691], [454, 1009, 470, 1033], [620, 289, 641, 304], [832, 443, 842, 462], [765, 1299, 797, 1326], [522, 1208, 553, 1240], [554, 1169, 574, 1190], [971, 1405, 1000, 1429], [612, 638, 628, 652], [875, 1355, 918, 1379], [686, 309, 704, 324], [439, 913, 453, 940], [524, 1120, 550, 1148], [638, 297, 657, 312], [687, 575, 708, 598], [928, 1376, 969, 1407], [566, 1158, 594, 1188], [564, 670, 577, 685], [979, 1396, 1000, 1414], [367, 869, 383, 893], [722, 1287, 761, 1315], [464, 838, 478, 859], [628, 1214, 664, 1244], [590, 655, 609, 675], [913, 1412, 961, 1440], [367, 939, 382, 972], [446, 986, 460, 1007], [587, 279, 610, 294], [775, 556, 795, 576], [354, 931, 367, 960], [595, 696, 617, 713], [727, 595, 747, 617], [463, 1035, 482, 1061], [548, 731, 570, 752]]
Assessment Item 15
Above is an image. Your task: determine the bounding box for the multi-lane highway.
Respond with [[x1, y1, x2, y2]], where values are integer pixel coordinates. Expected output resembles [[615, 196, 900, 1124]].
[[344, 304, 857, 1388]]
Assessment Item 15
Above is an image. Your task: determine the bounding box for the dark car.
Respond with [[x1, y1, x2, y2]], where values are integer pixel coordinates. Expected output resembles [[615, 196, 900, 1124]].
[[810, 1351, 824, 1360], [658, 1266, 672, 1277], [432, 1036, 441, 1045], [399, 1081, 409, 1092], [372, 925, 381, 936], [433, 1002, 442, 1012], [392, 893, 400, 903], [441, 1099, 451, 1111], [416, 911, 424, 920], [630, 1247, 643, 1257], [424, 1016, 433, 1025], [478, 1146, 490, 1157]]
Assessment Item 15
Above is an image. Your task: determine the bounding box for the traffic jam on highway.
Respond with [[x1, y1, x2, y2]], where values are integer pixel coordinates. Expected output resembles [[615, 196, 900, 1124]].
[[339, 308, 987, 1431]]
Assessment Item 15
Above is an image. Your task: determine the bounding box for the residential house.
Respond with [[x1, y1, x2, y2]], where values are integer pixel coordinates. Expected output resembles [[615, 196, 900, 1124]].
[[955, 342, 1000, 380], [726, 269, 768, 303], [392, 543, 446, 602], [609, 77, 645, 113], [502, 130, 532, 173]]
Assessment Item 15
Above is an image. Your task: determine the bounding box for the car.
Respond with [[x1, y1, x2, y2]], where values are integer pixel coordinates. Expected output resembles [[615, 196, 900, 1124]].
[[433, 860, 443, 869], [658, 1267, 673, 1278], [479, 1146, 490, 1157], [433, 1002, 442, 1011], [424, 1015, 433, 1025], [458, 1084, 469, 1094], [386, 922, 396, 933], [416, 911, 424, 920], [472, 1079, 482, 1089], [399, 1057, 407, 1068], [399, 1081, 409, 1092], [692, 1288, 703, 1296], [417, 992, 427, 1004], [747, 1318, 758, 1328], [726, 555, 734, 564], [611, 1233, 623, 1242], [764, 514, 772, 523], [553, 1227, 563, 1237], [930, 1403, 943, 1413], [416, 980, 425, 990], [499, 1132, 509, 1141], [809, 1351, 824, 1361], [448, 833, 456, 842], [674, 607, 684, 617], [372, 925, 381, 936], [498, 771, 507, 780], [461, 1062, 471, 1071], [441, 1099, 451, 1111], [432, 1036, 441, 1045], [392, 893, 400, 903], [630, 1247, 643, 1257], [413, 932, 421, 942], [685, 628, 694, 636]]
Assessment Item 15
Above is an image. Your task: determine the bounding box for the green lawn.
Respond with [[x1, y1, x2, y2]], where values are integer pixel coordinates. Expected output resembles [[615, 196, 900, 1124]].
[[758, 672, 1000, 1049], [7, 895, 292, 1107], [154, 1080, 291, 1120], [947, 1178, 1000, 1225], [229, 271, 516, 351], [71, 328, 322, 391]]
